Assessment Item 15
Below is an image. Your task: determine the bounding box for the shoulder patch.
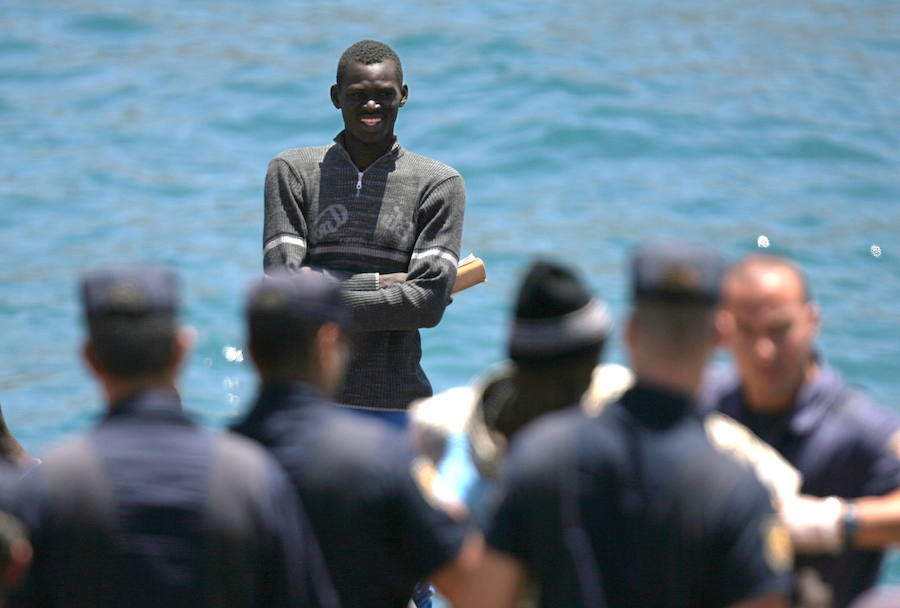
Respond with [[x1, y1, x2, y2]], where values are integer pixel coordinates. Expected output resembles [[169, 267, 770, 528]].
[[410, 456, 444, 510], [762, 515, 793, 574], [886, 430, 900, 461]]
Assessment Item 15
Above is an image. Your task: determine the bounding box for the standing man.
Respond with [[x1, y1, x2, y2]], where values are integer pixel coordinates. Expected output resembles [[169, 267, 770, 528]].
[[704, 254, 900, 608], [231, 271, 482, 608], [475, 240, 791, 608], [17, 266, 337, 608], [263, 39, 465, 414]]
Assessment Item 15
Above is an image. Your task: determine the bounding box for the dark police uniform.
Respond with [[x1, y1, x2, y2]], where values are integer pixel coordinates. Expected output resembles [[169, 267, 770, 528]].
[[17, 388, 336, 608], [14, 265, 337, 608], [488, 384, 792, 607], [231, 381, 466, 608], [702, 364, 900, 608]]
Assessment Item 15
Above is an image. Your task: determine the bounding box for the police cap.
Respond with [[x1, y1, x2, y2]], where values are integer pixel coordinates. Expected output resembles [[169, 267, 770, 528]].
[[632, 239, 725, 306], [247, 270, 351, 328], [81, 265, 180, 320]]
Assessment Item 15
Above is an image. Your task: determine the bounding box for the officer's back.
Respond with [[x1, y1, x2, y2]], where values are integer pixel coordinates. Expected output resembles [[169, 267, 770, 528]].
[[477, 241, 792, 608], [231, 271, 481, 608], [17, 266, 336, 608]]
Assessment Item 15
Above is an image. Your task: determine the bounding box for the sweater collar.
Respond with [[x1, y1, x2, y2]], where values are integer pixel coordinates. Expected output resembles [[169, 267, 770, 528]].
[[333, 131, 403, 167]]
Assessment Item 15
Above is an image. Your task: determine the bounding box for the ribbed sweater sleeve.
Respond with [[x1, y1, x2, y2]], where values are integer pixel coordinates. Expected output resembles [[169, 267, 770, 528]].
[[263, 158, 308, 271], [342, 174, 464, 331]]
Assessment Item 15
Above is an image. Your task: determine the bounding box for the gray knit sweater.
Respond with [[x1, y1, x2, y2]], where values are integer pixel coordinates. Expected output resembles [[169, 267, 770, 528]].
[[263, 133, 465, 410]]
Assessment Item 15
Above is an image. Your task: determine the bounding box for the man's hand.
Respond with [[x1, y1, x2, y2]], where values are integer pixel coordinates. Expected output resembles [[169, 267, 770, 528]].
[[779, 495, 844, 553], [378, 273, 408, 289]]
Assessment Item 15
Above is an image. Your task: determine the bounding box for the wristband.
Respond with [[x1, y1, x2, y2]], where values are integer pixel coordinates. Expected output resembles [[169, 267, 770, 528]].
[[842, 500, 859, 550]]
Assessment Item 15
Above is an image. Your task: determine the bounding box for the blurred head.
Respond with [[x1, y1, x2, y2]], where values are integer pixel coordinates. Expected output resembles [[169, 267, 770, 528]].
[[718, 254, 819, 413], [246, 271, 352, 396], [492, 260, 611, 435], [0, 510, 32, 600], [331, 40, 407, 150], [626, 239, 726, 392], [80, 266, 190, 392]]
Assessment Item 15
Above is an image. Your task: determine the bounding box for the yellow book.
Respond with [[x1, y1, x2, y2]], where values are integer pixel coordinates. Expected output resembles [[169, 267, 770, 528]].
[[453, 254, 487, 294]]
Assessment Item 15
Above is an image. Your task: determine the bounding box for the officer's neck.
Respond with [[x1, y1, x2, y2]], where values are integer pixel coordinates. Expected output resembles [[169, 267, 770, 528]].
[[631, 359, 704, 401], [100, 374, 178, 409]]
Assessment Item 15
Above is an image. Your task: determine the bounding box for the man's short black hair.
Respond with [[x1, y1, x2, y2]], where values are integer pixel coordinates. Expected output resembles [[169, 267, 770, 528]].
[[336, 40, 403, 86], [89, 315, 177, 379], [248, 314, 322, 379]]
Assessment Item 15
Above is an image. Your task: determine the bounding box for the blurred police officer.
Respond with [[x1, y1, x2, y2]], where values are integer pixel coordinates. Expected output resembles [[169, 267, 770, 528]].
[[474, 240, 792, 608], [17, 266, 336, 608], [231, 271, 482, 608], [704, 254, 900, 607]]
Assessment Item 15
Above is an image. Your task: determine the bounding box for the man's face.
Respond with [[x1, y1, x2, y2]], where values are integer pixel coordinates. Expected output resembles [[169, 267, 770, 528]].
[[718, 267, 819, 412], [331, 60, 407, 148]]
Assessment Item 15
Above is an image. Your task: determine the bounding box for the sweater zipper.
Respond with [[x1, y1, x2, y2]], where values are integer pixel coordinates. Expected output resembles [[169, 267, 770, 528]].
[[356, 171, 363, 197]]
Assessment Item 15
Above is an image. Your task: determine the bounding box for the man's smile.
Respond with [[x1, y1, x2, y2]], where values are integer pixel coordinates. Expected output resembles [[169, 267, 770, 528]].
[[360, 116, 383, 126]]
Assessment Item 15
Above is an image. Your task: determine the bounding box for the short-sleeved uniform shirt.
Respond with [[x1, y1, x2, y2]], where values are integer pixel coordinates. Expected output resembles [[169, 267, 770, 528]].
[[701, 364, 900, 608], [488, 384, 792, 608], [231, 381, 466, 608], [17, 389, 336, 608]]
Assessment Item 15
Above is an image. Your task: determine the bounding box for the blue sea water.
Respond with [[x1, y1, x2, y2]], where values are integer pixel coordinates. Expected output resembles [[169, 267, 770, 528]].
[[1, 0, 899, 579]]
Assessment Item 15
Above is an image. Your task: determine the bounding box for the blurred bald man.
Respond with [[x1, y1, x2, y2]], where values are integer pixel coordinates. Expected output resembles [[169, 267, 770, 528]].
[[702, 254, 900, 608]]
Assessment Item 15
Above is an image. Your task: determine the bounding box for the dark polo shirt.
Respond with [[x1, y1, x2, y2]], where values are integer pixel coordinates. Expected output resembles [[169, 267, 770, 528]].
[[231, 381, 465, 608], [701, 364, 900, 608], [489, 384, 791, 608]]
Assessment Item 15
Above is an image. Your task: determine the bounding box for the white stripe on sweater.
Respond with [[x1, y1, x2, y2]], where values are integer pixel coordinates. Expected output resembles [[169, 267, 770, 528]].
[[263, 235, 307, 254], [411, 248, 458, 265]]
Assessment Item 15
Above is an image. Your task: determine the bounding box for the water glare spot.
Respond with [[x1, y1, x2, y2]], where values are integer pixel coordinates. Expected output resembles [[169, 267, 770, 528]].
[[222, 346, 244, 362], [757, 235, 770, 248], [871, 245, 882, 258], [227, 393, 240, 406], [223, 377, 239, 391]]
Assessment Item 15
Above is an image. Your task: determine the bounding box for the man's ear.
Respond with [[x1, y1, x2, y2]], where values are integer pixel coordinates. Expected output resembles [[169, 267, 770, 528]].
[[330, 84, 341, 109], [807, 301, 821, 337], [715, 309, 734, 348], [172, 326, 197, 375], [399, 83, 409, 107], [1, 538, 32, 591], [83, 341, 102, 378]]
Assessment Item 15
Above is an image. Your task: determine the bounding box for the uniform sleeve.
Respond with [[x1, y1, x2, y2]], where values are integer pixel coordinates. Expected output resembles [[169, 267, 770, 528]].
[[390, 442, 467, 579], [715, 473, 793, 606], [260, 461, 339, 608], [340, 175, 465, 331], [263, 158, 309, 271], [852, 398, 900, 497]]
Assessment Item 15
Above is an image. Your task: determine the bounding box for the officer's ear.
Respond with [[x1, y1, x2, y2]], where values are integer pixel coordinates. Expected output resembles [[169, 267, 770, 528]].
[[806, 301, 821, 337], [715, 308, 734, 348], [314, 322, 347, 396], [624, 312, 638, 354], [1, 537, 32, 591], [83, 341, 102, 378], [399, 83, 408, 107], [171, 326, 197, 377]]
